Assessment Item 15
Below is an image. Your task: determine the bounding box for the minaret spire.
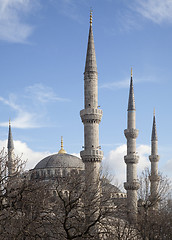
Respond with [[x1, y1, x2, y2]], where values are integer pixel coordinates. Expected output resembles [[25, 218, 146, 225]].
[[151, 109, 158, 141], [84, 10, 97, 75], [128, 68, 136, 111], [149, 110, 160, 209], [7, 119, 15, 176], [8, 119, 14, 150], [124, 69, 140, 222], [80, 11, 103, 226]]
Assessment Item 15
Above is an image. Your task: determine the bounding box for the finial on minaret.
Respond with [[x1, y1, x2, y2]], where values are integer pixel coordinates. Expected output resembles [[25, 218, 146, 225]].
[[153, 108, 155, 117], [90, 9, 93, 26], [131, 67, 133, 78], [9, 118, 11, 126], [58, 136, 67, 154]]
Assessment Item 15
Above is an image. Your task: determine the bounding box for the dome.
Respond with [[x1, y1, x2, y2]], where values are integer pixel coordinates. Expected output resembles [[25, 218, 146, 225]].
[[34, 153, 84, 170]]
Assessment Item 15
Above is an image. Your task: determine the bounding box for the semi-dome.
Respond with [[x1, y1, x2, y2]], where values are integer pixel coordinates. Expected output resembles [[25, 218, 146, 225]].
[[34, 153, 84, 170]]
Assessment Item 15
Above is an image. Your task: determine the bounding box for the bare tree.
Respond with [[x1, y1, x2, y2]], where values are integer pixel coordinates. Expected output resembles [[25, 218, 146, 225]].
[[138, 168, 171, 209], [136, 168, 172, 240], [0, 148, 26, 210], [1, 154, 172, 240], [43, 170, 133, 240]]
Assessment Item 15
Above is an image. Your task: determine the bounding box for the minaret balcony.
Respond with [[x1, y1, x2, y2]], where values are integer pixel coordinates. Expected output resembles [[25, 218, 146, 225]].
[[80, 108, 103, 123], [149, 155, 160, 162], [124, 181, 140, 191], [124, 129, 139, 139], [124, 154, 139, 164], [149, 175, 160, 182], [80, 149, 103, 162]]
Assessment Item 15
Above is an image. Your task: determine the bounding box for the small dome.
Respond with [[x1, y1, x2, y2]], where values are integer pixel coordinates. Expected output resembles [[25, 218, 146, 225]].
[[34, 153, 84, 170], [101, 179, 122, 193]]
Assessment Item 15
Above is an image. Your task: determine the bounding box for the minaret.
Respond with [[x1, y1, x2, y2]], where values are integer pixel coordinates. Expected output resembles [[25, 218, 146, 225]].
[[149, 110, 160, 208], [80, 11, 103, 222], [124, 69, 140, 222], [7, 120, 15, 176]]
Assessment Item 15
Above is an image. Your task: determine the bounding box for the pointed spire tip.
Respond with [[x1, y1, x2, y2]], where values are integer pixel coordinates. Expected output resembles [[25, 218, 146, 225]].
[[7, 119, 14, 150], [84, 9, 97, 73], [151, 111, 158, 141], [128, 70, 136, 111], [58, 136, 67, 154], [90, 8, 92, 26]]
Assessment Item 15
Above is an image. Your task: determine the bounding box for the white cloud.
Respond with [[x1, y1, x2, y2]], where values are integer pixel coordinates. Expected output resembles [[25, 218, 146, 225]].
[[137, 145, 151, 170], [71, 152, 80, 158], [0, 95, 19, 111], [119, 1, 172, 32], [0, 95, 40, 128], [2, 138, 171, 186], [0, 140, 150, 177], [50, 0, 83, 22], [102, 144, 150, 184], [135, 0, 172, 24], [26, 83, 70, 103], [0, 139, 50, 170], [14, 140, 50, 170], [11, 113, 39, 129], [0, 83, 70, 129], [100, 79, 129, 90], [100, 76, 155, 90], [0, 139, 81, 172], [162, 159, 172, 181], [0, 0, 39, 43]]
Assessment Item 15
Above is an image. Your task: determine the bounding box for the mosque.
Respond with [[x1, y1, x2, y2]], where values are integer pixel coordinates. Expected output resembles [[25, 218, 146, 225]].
[[6, 11, 160, 222]]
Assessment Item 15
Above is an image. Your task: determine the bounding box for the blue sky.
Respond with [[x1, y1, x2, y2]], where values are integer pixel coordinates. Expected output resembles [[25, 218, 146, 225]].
[[0, 0, 172, 183]]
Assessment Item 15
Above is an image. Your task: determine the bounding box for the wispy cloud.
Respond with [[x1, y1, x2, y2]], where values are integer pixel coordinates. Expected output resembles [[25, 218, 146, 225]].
[[100, 79, 129, 90], [118, 0, 172, 33], [50, 0, 84, 23], [134, 0, 172, 24], [0, 95, 39, 128], [26, 83, 70, 103], [0, 83, 70, 129], [0, 0, 40, 43], [100, 76, 155, 90]]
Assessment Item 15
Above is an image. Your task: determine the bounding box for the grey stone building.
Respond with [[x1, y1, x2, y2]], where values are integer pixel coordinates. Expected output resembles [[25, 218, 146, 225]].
[[30, 137, 85, 180]]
